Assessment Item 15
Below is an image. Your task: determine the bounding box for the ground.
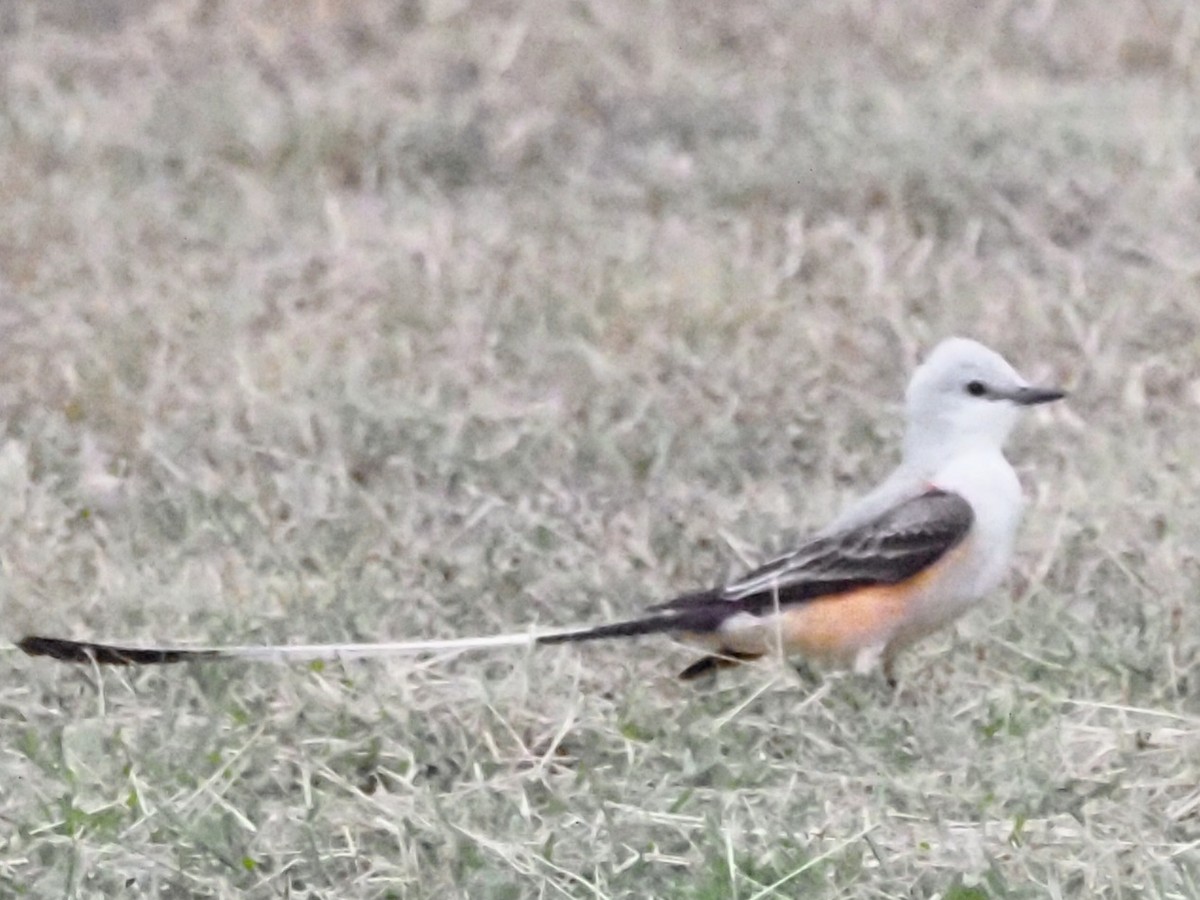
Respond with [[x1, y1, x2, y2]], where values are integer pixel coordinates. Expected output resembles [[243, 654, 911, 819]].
[[1, 1, 1198, 897]]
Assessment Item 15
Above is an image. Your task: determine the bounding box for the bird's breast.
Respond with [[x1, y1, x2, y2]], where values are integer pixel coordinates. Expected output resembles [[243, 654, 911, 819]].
[[930, 449, 1024, 599]]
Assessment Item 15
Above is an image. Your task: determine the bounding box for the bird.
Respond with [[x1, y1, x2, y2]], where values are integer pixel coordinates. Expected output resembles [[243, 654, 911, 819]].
[[15, 337, 1065, 685]]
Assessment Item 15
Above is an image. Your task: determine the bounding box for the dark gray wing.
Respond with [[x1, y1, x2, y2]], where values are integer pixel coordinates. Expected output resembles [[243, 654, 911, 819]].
[[654, 489, 974, 621]]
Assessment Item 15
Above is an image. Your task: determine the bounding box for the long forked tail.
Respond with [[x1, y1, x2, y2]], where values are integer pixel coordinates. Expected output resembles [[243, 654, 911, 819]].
[[11, 588, 746, 673], [14, 631, 546, 666], [12, 611, 690, 668]]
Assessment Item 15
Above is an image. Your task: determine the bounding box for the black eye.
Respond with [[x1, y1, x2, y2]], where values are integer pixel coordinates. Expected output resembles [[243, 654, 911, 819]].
[[965, 380, 987, 397]]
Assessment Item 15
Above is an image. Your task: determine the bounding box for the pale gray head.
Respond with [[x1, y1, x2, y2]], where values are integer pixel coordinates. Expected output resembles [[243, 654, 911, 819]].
[[902, 337, 1065, 465]]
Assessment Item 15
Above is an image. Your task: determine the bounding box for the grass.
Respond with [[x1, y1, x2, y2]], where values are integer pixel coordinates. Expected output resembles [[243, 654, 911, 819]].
[[1, 0, 1199, 896]]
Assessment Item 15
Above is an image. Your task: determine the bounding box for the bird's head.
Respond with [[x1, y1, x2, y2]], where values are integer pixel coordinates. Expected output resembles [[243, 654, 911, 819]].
[[903, 337, 1065, 464]]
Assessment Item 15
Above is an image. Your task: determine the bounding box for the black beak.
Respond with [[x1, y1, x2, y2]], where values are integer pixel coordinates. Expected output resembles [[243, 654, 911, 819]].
[[1005, 385, 1067, 406]]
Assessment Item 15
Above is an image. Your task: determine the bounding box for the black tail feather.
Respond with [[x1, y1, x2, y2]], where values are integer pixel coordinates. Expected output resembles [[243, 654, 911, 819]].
[[17, 636, 218, 666], [536, 614, 682, 645], [537, 589, 731, 647]]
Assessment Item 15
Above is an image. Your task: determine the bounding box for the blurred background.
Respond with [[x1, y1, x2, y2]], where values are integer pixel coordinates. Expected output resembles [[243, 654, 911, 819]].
[[1, 1, 1198, 897]]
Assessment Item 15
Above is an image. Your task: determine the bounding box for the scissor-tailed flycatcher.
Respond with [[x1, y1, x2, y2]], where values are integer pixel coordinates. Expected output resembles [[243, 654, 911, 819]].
[[16, 337, 1065, 684]]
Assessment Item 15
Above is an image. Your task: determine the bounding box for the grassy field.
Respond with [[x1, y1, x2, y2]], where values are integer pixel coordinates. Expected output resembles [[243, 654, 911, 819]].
[[1, 0, 1199, 896]]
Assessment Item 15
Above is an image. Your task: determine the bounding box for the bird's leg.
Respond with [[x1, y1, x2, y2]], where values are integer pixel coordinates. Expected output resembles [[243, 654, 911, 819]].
[[882, 649, 899, 691], [852, 642, 886, 678], [791, 657, 820, 685]]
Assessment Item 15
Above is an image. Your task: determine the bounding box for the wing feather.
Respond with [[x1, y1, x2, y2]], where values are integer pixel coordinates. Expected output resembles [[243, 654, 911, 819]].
[[656, 489, 973, 619]]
